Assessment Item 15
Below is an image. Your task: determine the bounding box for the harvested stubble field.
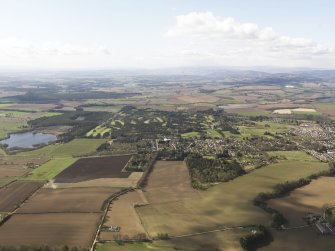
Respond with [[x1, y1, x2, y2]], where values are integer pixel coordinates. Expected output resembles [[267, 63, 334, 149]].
[[143, 161, 199, 204], [100, 190, 148, 240], [259, 176, 335, 251], [54, 155, 131, 183], [0, 165, 28, 178], [268, 176, 335, 225], [18, 187, 122, 213], [49, 172, 143, 188], [0, 181, 43, 212], [0, 213, 100, 248], [137, 152, 328, 240]]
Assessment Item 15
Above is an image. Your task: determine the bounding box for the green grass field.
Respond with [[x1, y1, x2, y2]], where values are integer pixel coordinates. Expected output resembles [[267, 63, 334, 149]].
[[206, 129, 222, 139], [23, 157, 77, 181], [86, 125, 111, 137], [0, 111, 62, 140], [181, 131, 200, 138], [0, 120, 27, 139], [137, 151, 328, 238], [96, 242, 176, 251], [237, 121, 292, 138], [17, 138, 105, 158]]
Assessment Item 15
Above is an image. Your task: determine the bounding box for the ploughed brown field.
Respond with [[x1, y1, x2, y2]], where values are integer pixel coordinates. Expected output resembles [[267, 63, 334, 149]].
[[18, 187, 122, 213], [0, 213, 100, 248], [143, 161, 199, 204], [54, 155, 132, 183], [0, 181, 43, 212]]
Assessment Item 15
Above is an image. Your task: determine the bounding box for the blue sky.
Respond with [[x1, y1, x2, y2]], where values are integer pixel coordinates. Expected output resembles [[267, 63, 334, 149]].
[[0, 0, 334, 69]]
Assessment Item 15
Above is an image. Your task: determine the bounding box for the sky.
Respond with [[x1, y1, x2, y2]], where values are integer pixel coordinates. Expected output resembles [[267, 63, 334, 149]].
[[0, 0, 334, 70]]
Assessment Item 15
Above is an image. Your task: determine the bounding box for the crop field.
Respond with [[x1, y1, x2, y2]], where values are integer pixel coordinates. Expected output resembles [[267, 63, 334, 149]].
[[268, 176, 335, 225], [0, 213, 100, 248], [262, 175, 335, 251], [17, 138, 105, 158], [176, 95, 219, 103], [143, 161, 199, 204], [0, 181, 43, 212], [314, 102, 335, 118], [54, 155, 131, 183], [23, 157, 77, 181], [259, 227, 335, 251], [100, 190, 148, 240], [49, 172, 143, 188], [0, 165, 28, 178], [0, 103, 57, 112], [137, 151, 328, 238], [18, 187, 121, 213]]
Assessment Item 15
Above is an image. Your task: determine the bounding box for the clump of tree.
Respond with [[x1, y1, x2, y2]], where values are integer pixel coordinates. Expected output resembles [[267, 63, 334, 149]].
[[240, 225, 272, 251], [126, 153, 156, 172], [185, 154, 245, 189]]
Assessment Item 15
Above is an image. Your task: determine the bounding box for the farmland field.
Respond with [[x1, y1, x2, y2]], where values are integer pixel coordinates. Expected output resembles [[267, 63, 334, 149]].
[[100, 190, 148, 240], [143, 161, 199, 204], [49, 172, 143, 188], [137, 152, 328, 238], [0, 181, 43, 212], [96, 242, 177, 251], [268, 176, 335, 225], [17, 138, 105, 158], [0, 213, 100, 248], [23, 157, 77, 181], [54, 155, 132, 183], [18, 187, 121, 213], [0, 165, 28, 178], [260, 176, 335, 250]]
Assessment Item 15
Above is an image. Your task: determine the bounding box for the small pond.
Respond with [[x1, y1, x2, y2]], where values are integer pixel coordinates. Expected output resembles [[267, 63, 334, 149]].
[[0, 132, 57, 149]]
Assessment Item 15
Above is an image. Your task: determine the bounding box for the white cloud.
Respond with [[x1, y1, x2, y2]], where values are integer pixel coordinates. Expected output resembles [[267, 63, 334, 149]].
[[166, 12, 333, 58]]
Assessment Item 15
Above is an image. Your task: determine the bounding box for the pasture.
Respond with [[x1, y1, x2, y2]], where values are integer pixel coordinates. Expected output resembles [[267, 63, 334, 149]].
[[137, 151, 328, 238], [96, 242, 177, 251], [17, 138, 105, 158], [54, 155, 131, 183], [23, 157, 78, 181]]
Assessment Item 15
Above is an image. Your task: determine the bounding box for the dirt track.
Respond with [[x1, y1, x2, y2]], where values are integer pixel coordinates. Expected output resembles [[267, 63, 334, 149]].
[[55, 155, 131, 183]]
